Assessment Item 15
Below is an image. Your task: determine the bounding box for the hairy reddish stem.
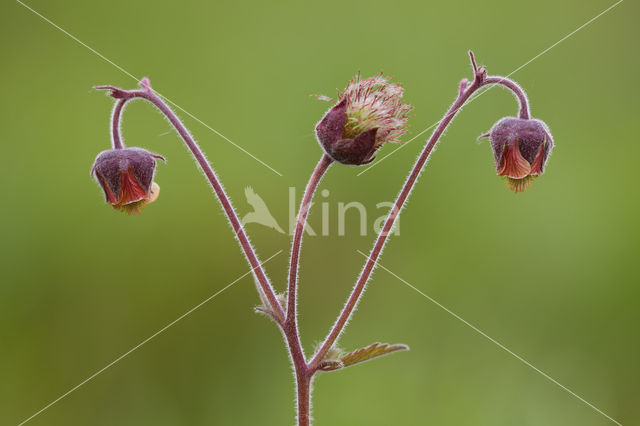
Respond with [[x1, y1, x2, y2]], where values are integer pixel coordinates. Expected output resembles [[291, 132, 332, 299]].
[[310, 51, 532, 368], [286, 155, 333, 324], [284, 154, 332, 425], [484, 76, 530, 119], [96, 81, 285, 322], [281, 326, 313, 426], [110, 98, 126, 149], [98, 79, 318, 425], [296, 372, 312, 426]]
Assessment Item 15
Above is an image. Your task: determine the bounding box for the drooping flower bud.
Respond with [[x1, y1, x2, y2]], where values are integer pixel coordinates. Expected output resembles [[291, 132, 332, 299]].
[[315, 74, 412, 165], [91, 147, 164, 215], [483, 117, 554, 193]]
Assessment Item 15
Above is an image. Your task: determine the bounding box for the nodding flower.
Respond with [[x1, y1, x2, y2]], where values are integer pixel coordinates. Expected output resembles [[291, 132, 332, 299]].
[[91, 147, 164, 215], [315, 74, 412, 165], [481, 117, 554, 193]]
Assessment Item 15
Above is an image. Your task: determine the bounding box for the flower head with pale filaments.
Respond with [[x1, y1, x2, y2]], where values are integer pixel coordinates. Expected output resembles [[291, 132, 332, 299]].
[[339, 73, 411, 147], [315, 73, 412, 165]]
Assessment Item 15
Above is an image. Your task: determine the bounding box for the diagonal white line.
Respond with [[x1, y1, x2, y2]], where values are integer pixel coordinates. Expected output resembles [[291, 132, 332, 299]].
[[17, 250, 283, 426], [14, 0, 137, 80], [357, 0, 624, 176], [16, 0, 283, 177], [156, 95, 283, 176], [356, 250, 623, 426], [492, 0, 624, 80]]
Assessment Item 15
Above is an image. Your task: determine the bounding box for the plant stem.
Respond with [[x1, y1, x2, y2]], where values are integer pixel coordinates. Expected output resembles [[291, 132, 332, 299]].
[[281, 316, 313, 426], [296, 371, 312, 426], [99, 80, 318, 425], [467, 51, 530, 120], [110, 98, 126, 149], [484, 76, 530, 119], [95, 52, 533, 425], [310, 51, 531, 368], [286, 155, 333, 324], [280, 154, 332, 426], [96, 81, 285, 322]]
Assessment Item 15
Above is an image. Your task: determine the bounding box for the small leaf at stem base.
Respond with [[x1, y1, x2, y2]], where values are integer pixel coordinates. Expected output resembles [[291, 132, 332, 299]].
[[318, 342, 409, 371], [254, 293, 286, 323]]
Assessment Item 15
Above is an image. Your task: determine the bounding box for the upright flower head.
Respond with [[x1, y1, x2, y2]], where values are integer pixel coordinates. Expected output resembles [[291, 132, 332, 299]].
[[315, 74, 412, 165], [91, 147, 164, 215], [483, 117, 554, 193]]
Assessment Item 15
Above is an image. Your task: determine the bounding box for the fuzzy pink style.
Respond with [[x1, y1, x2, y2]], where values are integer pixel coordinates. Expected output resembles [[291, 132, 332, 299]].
[[337, 73, 412, 146]]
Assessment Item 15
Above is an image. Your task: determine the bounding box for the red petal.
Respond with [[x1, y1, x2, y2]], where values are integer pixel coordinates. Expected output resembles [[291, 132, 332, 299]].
[[497, 138, 531, 179], [529, 142, 546, 176], [117, 169, 150, 205]]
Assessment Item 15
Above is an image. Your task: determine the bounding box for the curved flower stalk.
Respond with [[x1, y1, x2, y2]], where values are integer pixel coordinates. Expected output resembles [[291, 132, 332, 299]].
[[283, 75, 412, 423], [288, 74, 411, 336], [89, 51, 553, 426], [92, 79, 285, 323]]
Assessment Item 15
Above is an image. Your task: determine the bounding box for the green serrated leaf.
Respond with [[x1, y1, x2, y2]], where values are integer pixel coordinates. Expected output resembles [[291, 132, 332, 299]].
[[340, 342, 409, 368]]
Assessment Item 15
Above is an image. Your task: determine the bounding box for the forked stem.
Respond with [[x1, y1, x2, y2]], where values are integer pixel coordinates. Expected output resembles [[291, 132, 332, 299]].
[[468, 51, 530, 119], [310, 51, 531, 368]]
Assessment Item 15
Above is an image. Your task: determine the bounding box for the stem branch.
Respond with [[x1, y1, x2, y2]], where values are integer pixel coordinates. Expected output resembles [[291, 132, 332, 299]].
[[286, 154, 333, 324], [310, 51, 531, 368], [97, 81, 285, 322], [110, 98, 126, 149], [484, 76, 530, 119], [283, 154, 332, 425]]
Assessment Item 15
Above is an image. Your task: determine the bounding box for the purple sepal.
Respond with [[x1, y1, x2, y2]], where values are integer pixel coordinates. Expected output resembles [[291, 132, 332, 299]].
[[329, 128, 378, 165], [315, 100, 379, 165]]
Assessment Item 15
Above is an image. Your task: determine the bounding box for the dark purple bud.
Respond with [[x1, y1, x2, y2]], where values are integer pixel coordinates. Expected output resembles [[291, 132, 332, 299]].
[[90, 147, 164, 214], [329, 128, 379, 165], [482, 117, 554, 193]]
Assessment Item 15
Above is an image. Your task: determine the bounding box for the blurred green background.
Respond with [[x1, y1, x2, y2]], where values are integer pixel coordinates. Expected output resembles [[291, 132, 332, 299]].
[[1, 0, 638, 425]]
